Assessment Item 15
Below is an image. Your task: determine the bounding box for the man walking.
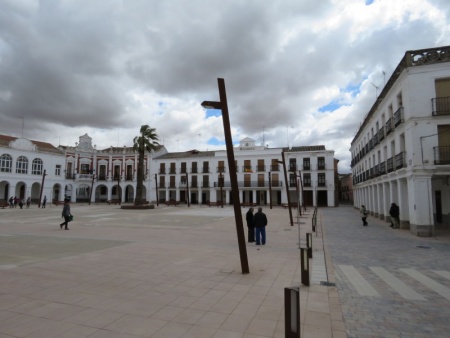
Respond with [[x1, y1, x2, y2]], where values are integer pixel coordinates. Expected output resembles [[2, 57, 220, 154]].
[[254, 207, 268, 245], [389, 203, 400, 229]]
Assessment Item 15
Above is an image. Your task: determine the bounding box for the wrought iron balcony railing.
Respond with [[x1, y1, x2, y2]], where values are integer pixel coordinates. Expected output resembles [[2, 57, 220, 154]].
[[434, 146, 450, 164], [432, 96, 450, 116]]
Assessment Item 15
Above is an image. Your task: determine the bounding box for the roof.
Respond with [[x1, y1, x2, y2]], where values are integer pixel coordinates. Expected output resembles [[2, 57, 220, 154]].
[[0, 134, 64, 154], [286, 145, 326, 152], [351, 45, 450, 145], [154, 149, 216, 159]]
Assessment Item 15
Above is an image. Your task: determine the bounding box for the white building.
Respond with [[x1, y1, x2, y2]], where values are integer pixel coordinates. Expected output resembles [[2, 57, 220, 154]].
[[0, 134, 65, 204], [151, 137, 337, 207], [1, 134, 337, 207], [350, 45, 450, 236]]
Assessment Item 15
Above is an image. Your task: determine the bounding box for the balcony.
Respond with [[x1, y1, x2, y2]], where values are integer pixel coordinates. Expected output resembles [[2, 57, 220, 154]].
[[159, 169, 166, 174], [369, 139, 374, 150], [378, 127, 385, 142], [387, 157, 394, 172], [434, 146, 450, 164], [374, 164, 380, 177], [393, 107, 404, 127], [386, 119, 393, 135], [191, 168, 198, 174], [213, 181, 283, 188], [270, 165, 280, 171], [202, 182, 210, 188], [242, 166, 253, 173], [395, 152, 405, 169], [288, 164, 297, 172], [125, 174, 133, 181], [202, 168, 210, 173], [373, 133, 379, 145], [169, 169, 177, 174], [65, 173, 76, 179], [379, 161, 386, 175], [432, 97, 450, 116], [217, 167, 226, 173], [256, 165, 266, 172], [97, 175, 107, 181], [77, 174, 94, 181]]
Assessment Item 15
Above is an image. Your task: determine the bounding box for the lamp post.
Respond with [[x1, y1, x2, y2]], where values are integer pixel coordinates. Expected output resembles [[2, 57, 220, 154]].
[[89, 171, 96, 205], [38, 170, 47, 208], [155, 174, 159, 206], [185, 172, 190, 207], [278, 152, 294, 227], [219, 172, 224, 208], [201, 78, 249, 274], [268, 172, 272, 209]]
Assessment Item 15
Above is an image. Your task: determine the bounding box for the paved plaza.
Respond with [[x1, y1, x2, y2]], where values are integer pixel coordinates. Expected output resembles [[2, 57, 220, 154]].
[[0, 203, 449, 337]]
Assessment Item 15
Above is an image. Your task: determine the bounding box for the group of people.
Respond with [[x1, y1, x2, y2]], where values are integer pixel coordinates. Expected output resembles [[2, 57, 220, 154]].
[[8, 196, 31, 209], [246, 207, 268, 245], [360, 202, 400, 228]]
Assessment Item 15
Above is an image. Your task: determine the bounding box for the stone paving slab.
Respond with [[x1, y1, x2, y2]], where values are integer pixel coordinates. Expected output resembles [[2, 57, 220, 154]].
[[0, 204, 342, 337]]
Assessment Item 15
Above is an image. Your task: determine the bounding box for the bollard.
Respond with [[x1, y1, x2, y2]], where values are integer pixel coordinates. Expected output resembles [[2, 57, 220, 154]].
[[284, 287, 300, 338], [306, 233, 312, 259], [300, 248, 310, 286]]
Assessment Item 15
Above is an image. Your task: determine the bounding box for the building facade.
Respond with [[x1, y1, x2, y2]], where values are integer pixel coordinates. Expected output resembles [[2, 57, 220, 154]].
[[151, 138, 337, 207], [350, 45, 450, 236], [1, 135, 337, 207]]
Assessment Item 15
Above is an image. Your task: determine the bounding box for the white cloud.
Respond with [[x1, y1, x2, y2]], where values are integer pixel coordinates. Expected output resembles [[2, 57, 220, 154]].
[[0, 0, 449, 173]]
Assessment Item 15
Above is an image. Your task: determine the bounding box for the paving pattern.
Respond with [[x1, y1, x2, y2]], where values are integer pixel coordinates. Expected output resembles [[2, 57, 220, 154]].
[[322, 206, 450, 338]]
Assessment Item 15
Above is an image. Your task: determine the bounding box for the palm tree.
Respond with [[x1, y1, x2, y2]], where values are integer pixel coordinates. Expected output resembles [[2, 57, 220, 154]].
[[133, 125, 159, 205]]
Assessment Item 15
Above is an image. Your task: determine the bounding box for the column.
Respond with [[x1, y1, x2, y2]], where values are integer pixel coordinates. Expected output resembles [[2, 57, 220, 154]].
[[407, 175, 433, 236]]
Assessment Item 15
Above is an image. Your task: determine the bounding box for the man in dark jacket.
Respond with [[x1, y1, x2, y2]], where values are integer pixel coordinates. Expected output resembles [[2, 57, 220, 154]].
[[254, 207, 268, 245], [389, 203, 400, 229], [246, 207, 255, 243]]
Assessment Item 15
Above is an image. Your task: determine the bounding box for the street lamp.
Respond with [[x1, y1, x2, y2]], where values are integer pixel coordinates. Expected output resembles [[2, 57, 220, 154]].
[[201, 78, 249, 274], [268, 172, 272, 209], [155, 174, 159, 206], [278, 152, 294, 226]]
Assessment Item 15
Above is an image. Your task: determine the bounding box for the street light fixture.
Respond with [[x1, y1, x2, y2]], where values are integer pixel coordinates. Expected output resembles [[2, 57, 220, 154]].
[[278, 152, 294, 227], [201, 78, 249, 274]]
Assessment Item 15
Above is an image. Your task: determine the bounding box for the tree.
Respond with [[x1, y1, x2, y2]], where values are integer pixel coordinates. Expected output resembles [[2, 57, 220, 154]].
[[133, 125, 159, 205]]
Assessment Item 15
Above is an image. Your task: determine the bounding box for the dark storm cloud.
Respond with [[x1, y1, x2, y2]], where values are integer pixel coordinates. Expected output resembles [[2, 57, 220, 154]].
[[0, 0, 449, 173]]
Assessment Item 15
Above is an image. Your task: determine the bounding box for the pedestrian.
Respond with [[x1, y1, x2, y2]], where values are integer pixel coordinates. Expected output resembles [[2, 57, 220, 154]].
[[9, 196, 13, 208], [60, 199, 72, 230], [41, 195, 47, 208], [26, 197, 31, 208], [18, 199, 23, 209], [254, 207, 268, 245], [360, 205, 368, 226], [246, 207, 255, 243], [14, 196, 18, 208], [389, 202, 400, 229]]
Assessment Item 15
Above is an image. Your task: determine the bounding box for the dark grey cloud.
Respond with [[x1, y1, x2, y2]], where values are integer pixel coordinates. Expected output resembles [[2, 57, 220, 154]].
[[0, 0, 449, 173]]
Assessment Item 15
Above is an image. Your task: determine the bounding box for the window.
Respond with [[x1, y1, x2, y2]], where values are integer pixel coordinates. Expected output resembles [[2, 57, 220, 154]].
[[318, 173, 326, 186], [317, 157, 325, 170], [303, 158, 310, 170], [0, 154, 12, 172], [32, 158, 43, 175], [80, 164, 90, 174], [16, 156, 28, 174], [55, 164, 61, 176], [303, 173, 311, 187]]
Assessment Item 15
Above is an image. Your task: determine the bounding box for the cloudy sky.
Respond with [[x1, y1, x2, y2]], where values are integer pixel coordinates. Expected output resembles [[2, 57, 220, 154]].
[[1, 0, 449, 172]]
